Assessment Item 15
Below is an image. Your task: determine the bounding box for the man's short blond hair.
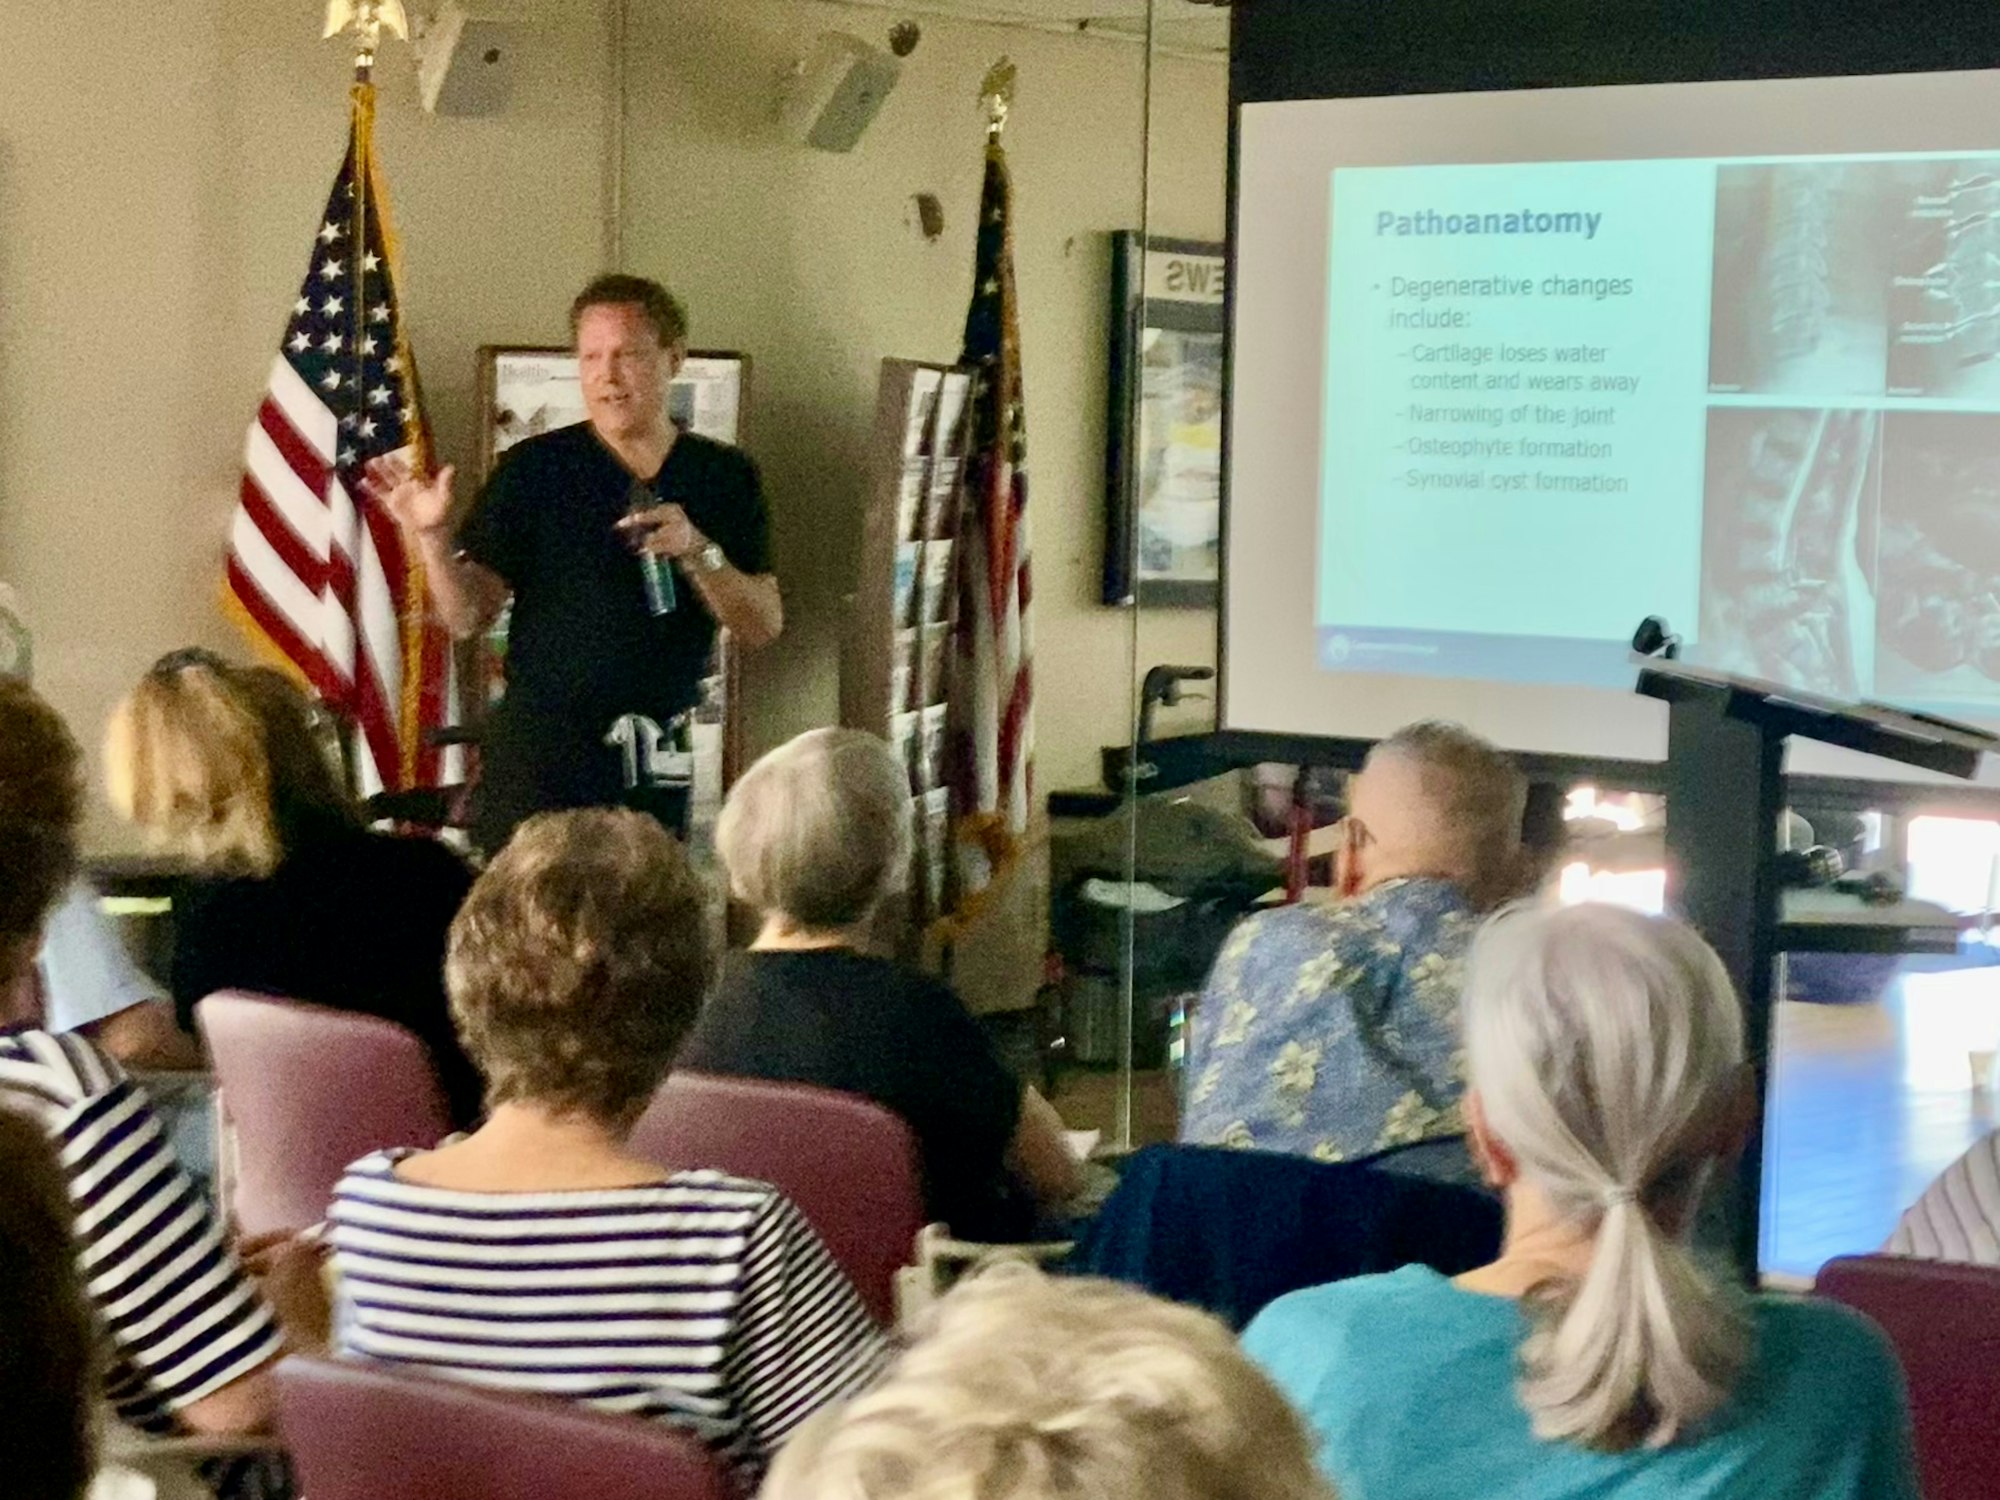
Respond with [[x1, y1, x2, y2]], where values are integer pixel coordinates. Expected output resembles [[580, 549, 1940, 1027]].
[[714, 728, 911, 931], [447, 808, 715, 1129], [762, 1266, 1336, 1500], [1369, 720, 1526, 902]]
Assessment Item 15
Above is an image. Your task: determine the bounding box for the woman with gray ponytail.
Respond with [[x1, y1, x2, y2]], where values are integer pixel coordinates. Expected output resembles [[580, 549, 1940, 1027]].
[[1244, 903, 1918, 1500]]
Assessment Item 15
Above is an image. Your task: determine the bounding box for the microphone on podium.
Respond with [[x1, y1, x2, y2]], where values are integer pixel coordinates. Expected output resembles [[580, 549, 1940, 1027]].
[[1630, 615, 1679, 660]]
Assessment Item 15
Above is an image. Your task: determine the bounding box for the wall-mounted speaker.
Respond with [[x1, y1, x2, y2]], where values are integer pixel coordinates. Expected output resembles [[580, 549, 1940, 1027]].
[[779, 32, 902, 153], [416, 4, 515, 117]]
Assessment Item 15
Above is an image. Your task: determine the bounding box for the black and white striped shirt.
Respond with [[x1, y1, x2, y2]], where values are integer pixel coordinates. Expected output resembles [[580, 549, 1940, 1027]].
[[0, 1028, 283, 1433], [1890, 1129, 2000, 1265], [328, 1151, 888, 1480]]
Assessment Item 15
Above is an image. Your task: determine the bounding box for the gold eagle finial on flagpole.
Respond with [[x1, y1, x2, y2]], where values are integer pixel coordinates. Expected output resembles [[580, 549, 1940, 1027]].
[[980, 57, 1016, 141], [324, 0, 410, 79]]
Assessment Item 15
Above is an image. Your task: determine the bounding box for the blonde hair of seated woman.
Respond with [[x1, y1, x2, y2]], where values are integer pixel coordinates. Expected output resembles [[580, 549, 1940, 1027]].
[[762, 1265, 1336, 1500], [104, 650, 352, 878]]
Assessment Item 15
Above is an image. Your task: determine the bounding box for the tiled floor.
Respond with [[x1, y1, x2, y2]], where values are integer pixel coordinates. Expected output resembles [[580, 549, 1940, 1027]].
[[1763, 966, 2000, 1279]]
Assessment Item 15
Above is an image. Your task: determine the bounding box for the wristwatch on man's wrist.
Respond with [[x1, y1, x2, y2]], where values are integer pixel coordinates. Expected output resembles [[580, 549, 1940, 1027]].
[[687, 541, 727, 576]]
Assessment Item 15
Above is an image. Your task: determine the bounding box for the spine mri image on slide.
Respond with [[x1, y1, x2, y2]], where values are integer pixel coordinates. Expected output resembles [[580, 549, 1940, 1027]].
[[1701, 155, 2000, 708], [1874, 413, 2000, 701], [1698, 409, 2000, 708], [1699, 408, 1878, 696], [1710, 163, 1900, 397], [1711, 156, 2000, 400], [1889, 164, 2000, 397]]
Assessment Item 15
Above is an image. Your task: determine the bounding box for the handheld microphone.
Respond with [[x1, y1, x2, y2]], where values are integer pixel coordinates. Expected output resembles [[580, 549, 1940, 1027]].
[[627, 481, 677, 616]]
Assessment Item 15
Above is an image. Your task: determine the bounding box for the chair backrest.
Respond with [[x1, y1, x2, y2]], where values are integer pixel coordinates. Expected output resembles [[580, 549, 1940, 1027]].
[[196, 990, 452, 1237], [1070, 1142, 1503, 1330], [275, 1355, 727, 1500], [628, 1071, 924, 1325], [1815, 1253, 2000, 1500]]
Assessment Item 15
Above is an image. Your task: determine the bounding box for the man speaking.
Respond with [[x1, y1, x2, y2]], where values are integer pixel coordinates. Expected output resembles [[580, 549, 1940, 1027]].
[[367, 275, 781, 853]]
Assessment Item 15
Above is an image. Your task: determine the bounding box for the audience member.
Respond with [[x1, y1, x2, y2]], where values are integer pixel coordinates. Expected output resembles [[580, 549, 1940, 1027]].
[[1244, 902, 1919, 1499], [1887, 1127, 2000, 1264], [682, 727, 1083, 1241], [327, 807, 887, 1483], [37, 878, 216, 1196], [1181, 721, 1525, 1164], [105, 649, 482, 1125], [0, 1108, 95, 1500], [763, 1264, 1335, 1500], [0, 677, 289, 1440], [0, 627, 187, 1069], [39, 878, 201, 1070]]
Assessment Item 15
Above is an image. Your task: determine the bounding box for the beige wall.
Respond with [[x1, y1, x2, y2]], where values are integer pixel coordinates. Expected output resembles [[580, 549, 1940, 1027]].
[[0, 0, 610, 849], [1, 0, 1226, 851], [617, 0, 1227, 788]]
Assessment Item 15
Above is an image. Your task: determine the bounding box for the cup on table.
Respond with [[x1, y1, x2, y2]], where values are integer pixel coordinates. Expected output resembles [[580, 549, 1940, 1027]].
[[1971, 1049, 1997, 1093]]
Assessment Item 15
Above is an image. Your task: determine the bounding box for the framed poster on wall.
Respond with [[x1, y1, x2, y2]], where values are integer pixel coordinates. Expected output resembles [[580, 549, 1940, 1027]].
[[477, 346, 750, 474], [1103, 233, 1225, 607]]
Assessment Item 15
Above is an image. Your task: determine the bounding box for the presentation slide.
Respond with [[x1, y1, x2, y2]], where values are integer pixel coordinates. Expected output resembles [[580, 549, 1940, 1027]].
[[1227, 71, 2000, 779]]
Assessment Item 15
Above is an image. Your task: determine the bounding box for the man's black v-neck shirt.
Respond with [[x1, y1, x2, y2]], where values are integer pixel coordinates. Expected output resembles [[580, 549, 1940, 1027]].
[[457, 423, 770, 850]]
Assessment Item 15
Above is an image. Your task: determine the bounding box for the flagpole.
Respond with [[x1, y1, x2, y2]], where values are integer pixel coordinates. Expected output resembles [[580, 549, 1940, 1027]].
[[352, 95, 375, 785], [981, 58, 1014, 143], [324, 1, 410, 788], [933, 59, 1020, 953]]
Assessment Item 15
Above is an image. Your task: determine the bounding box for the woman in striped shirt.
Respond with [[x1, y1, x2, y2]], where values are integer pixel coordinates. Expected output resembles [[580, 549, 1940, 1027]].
[[328, 808, 888, 1485], [0, 1028, 286, 1434], [0, 677, 286, 1449], [1890, 1128, 2000, 1265]]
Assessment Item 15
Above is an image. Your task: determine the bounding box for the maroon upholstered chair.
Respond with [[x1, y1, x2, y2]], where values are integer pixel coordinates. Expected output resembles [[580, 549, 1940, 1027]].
[[275, 1355, 728, 1500], [196, 990, 452, 1237], [1815, 1253, 2000, 1500], [628, 1071, 925, 1325]]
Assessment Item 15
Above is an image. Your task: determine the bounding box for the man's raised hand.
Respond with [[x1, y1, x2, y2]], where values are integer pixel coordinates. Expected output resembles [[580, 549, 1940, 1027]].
[[363, 453, 456, 539]]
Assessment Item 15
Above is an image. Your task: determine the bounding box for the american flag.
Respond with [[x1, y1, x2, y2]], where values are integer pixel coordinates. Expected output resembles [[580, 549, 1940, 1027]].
[[225, 85, 449, 794], [946, 136, 1035, 909]]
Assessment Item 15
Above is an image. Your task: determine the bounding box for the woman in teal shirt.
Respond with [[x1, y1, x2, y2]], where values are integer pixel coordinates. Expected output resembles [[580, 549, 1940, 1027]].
[[1244, 902, 1917, 1500]]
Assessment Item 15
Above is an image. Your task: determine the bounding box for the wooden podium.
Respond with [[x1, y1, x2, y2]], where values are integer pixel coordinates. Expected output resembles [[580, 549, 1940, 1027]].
[[1636, 660, 1997, 1277]]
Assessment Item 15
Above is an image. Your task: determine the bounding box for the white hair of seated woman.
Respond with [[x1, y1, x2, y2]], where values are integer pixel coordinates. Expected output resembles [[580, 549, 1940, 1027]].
[[1463, 901, 1752, 1450], [714, 726, 912, 932]]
